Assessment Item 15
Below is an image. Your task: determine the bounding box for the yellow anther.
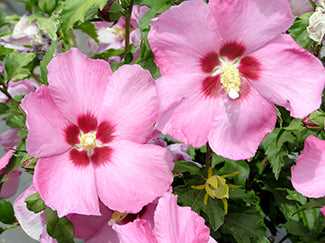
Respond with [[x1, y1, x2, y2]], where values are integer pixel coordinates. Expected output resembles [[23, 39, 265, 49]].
[[111, 28, 126, 38], [80, 133, 96, 150], [108, 211, 128, 226], [219, 63, 241, 99]]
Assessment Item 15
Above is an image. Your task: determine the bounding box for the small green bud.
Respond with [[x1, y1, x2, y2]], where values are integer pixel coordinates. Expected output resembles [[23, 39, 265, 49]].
[[38, 0, 58, 14]]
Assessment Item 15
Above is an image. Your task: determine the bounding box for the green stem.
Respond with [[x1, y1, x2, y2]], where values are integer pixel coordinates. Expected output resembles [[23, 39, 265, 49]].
[[124, 0, 134, 54], [205, 143, 213, 179], [0, 87, 25, 116]]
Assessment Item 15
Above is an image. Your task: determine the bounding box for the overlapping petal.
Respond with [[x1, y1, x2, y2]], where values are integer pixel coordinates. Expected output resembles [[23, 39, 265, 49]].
[[21, 85, 71, 158], [148, 0, 220, 75], [95, 140, 173, 214], [156, 74, 221, 147], [34, 152, 100, 217], [248, 35, 325, 118], [99, 65, 159, 144], [208, 0, 294, 53], [153, 192, 210, 243], [291, 135, 325, 198], [47, 48, 113, 123]]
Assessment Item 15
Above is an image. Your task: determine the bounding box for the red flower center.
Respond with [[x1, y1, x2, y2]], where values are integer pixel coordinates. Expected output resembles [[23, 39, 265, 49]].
[[65, 113, 115, 167]]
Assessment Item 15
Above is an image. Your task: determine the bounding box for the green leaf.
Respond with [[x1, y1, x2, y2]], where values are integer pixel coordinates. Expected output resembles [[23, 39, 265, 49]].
[[61, 0, 108, 35], [40, 37, 61, 84], [24, 193, 46, 213], [4, 52, 36, 81], [108, 2, 124, 22], [174, 185, 225, 230], [0, 198, 16, 224], [91, 48, 125, 59], [6, 113, 26, 128], [288, 12, 313, 49], [140, 57, 162, 79], [46, 207, 74, 243], [0, 103, 9, 115], [28, 14, 59, 40], [220, 207, 266, 243], [76, 21, 99, 44], [124, 52, 133, 64], [0, 45, 16, 61], [261, 128, 296, 179], [173, 160, 201, 175]]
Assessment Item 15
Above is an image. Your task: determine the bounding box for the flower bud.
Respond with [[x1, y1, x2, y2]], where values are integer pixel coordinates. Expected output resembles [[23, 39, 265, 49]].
[[38, 0, 58, 14], [302, 114, 319, 128], [98, 1, 114, 22]]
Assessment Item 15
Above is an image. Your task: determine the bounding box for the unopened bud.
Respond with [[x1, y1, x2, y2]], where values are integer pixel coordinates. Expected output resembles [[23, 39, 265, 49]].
[[98, 1, 114, 22], [38, 0, 58, 14], [302, 115, 319, 128]]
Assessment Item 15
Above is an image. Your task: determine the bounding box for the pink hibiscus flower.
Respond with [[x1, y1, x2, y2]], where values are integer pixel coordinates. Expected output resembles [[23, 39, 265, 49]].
[[88, 5, 149, 60], [68, 192, 216, 243], [291, 135, 325, 215], [148, 0, 325, 160], [113, 192, 216, 243], [21, 48, 174, 217]]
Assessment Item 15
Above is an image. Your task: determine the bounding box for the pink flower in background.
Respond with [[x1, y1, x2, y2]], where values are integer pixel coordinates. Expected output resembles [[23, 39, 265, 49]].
[[287, 0, 316, 16], [148, 0, 325, 160], [291, 135, 325, 216], [0, 148, 22, 199], [21, 48, 173, 217], [13, 185, 57, 243], [113, 192, 216, 243], [0, 79, 38, 103], [0, 15, 49, 52], [88, 5, 149, 60]]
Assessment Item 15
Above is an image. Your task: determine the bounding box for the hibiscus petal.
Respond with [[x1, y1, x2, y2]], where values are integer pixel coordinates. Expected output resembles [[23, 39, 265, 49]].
[[114, 219, 157, 243], [153, 192, 210, 243], [95, 141, 173, 214], [13, 185, 44, 240], [0, 149, 14, 170], [208, 0, 294, 53], [321, 206, 325, 217], [98, 65, 159, 144], [208, 83, 277, 160], [47, 48, 113, 123], [156, 73, 221, 147], [21, 85, 71, 157], [291, 136, 325, 198], [247, 35, 325, 118], [67, 202, 113, 239], [148, 0, 221, 75], [86, 223, 120, 243], [34, 151, 100, 217], [0, 170, 21, 199]]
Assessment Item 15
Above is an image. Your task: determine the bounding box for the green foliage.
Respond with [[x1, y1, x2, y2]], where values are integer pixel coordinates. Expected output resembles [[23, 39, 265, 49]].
[[174, 185, 225, 231], [108, 2, 124, 21], [46, 207, 75, 243], [40, 37, 61, 84], [288, 12, 313, 49], [173, 160, 201, 175], [60, 0, 108, 35], [75, 21, 99, 44], [25, 193, 46, 213], [261, 128, 296, 180], [91, 48, 125, 60], [219, 207, 267, 243], [4, 52, 36, 82], [28, 13, 59, 40], [0, 198, 16, 225]]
